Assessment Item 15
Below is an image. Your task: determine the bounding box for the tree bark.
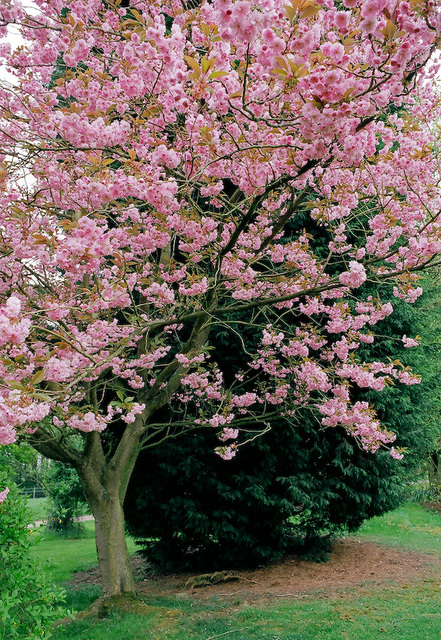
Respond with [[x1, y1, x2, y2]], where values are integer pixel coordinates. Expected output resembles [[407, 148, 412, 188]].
[[428, 450, 441, 496], [77, 461, 137, 596], [84, 483, 136, 596], [76, 429, 142, 597]]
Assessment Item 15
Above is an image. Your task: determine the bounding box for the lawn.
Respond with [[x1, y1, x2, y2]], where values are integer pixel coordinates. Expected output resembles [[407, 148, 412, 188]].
[[32, 503, 441, 640], [30, 521, 137, 584], [355, 502, 441, 555], [27, 496, 48, 521], [26, 497, 92, 523]]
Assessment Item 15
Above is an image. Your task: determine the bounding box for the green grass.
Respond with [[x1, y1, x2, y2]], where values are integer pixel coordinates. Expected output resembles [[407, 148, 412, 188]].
[[354, 502, 441, 555], [49, 581, 441, 640], [32, 502, 441, 640], [30, 521, 137, 584], [30, 521, 98, 583], [27, 496, 48, 521], [26, 496, 92, 522]]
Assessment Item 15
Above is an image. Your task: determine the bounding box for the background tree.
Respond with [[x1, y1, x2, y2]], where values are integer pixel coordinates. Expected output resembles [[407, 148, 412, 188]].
[[0, 442, 88, 530], [358, 276, 441, 471], [126, 276, 441, 571], [127, 416, 404, 572], [0, 442, 42, 496], [0, 0, 441, 598], [44, 460, 88, 534]]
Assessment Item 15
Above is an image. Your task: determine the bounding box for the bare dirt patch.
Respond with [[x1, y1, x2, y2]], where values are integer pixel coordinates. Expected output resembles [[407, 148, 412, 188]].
[[68, 538, 441, 603], [422, 501, 441, 517]]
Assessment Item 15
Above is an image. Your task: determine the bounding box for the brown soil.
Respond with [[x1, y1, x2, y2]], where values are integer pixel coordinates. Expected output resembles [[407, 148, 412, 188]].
[[68, 537, 441, 603], [422, 501, 441, 517]]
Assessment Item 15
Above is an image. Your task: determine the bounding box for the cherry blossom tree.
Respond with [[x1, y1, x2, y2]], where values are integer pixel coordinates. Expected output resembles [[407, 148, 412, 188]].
[[0, 0, 441, 597]]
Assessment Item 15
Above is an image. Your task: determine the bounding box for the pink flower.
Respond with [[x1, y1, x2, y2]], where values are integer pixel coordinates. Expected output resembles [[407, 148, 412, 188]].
[[339, 261, 367, 288], [361, 1, 380, 19], [402, 335, 419, 348], [121, 402, 146, 424], [335, 11, 351, 32], [360, 16, 380, 35], [216, 445, 237, 460], [67, 412, 107, 433], [218, 427, 239, 442], [4, 296, 21, 319], [0, 0, 440, 501], [0, 486, 9, 503]]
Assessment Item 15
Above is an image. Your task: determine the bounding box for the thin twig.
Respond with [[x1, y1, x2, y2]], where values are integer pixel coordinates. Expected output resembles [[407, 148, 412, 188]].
[[217, 590, 246, 597], [235, 576, 257, 584], [206, 628, 250, 640]]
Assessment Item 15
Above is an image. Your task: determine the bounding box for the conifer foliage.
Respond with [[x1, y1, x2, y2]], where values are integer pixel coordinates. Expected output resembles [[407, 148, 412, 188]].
[[126, 417, 403, 571], [126, 282, 441, 572]]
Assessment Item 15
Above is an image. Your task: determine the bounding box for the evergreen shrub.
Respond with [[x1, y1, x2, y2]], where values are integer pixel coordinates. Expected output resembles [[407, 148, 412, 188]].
[[125, 416, 402, 572]]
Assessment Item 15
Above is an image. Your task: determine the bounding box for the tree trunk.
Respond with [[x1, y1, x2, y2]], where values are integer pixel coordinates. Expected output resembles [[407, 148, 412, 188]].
[[28, 313, 214, 598], [78, 468, 136, 596], [428, 450, 441, 496], [91, 492, 135, 596]]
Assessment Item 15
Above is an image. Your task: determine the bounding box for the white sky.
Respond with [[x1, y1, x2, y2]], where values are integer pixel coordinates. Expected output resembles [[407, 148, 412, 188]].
[[0, 1, 38, 84], [0, 5, 39, 189], [1, 27, 21, 83]]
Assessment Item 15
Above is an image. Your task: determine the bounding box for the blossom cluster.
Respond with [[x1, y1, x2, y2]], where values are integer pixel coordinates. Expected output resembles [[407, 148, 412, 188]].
[[0, 0, 439, 460]]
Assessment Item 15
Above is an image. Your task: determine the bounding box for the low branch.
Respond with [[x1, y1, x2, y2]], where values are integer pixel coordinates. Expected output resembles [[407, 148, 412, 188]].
[[27, 426, 80, 466]]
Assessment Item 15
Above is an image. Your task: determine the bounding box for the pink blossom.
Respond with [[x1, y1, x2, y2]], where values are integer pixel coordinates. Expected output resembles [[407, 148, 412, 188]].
[[178, 277, 209, 296], [0, 0, 440, 524], [218, 427, 239, 442], [209, 413, 233, 428], [4, 296, 21, 319], [0, 298, 31, 346], [0, 425, 16, 446], [335, 11, 351, 32], [402, 335, 419, 348], [339, 261, 367, 288], [175, 353, 206, 365], [121, 403, 146, 424], [215, 445, 237, 461], [0, 486, 9, 503], [231, 392, 259, 408], [298, 362, 331, 393], [44, 357, 74, 382], [67, 412, 107, 433]]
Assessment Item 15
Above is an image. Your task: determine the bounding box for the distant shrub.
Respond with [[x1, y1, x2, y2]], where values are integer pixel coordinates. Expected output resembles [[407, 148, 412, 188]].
[[44, 462, 87, 535]]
